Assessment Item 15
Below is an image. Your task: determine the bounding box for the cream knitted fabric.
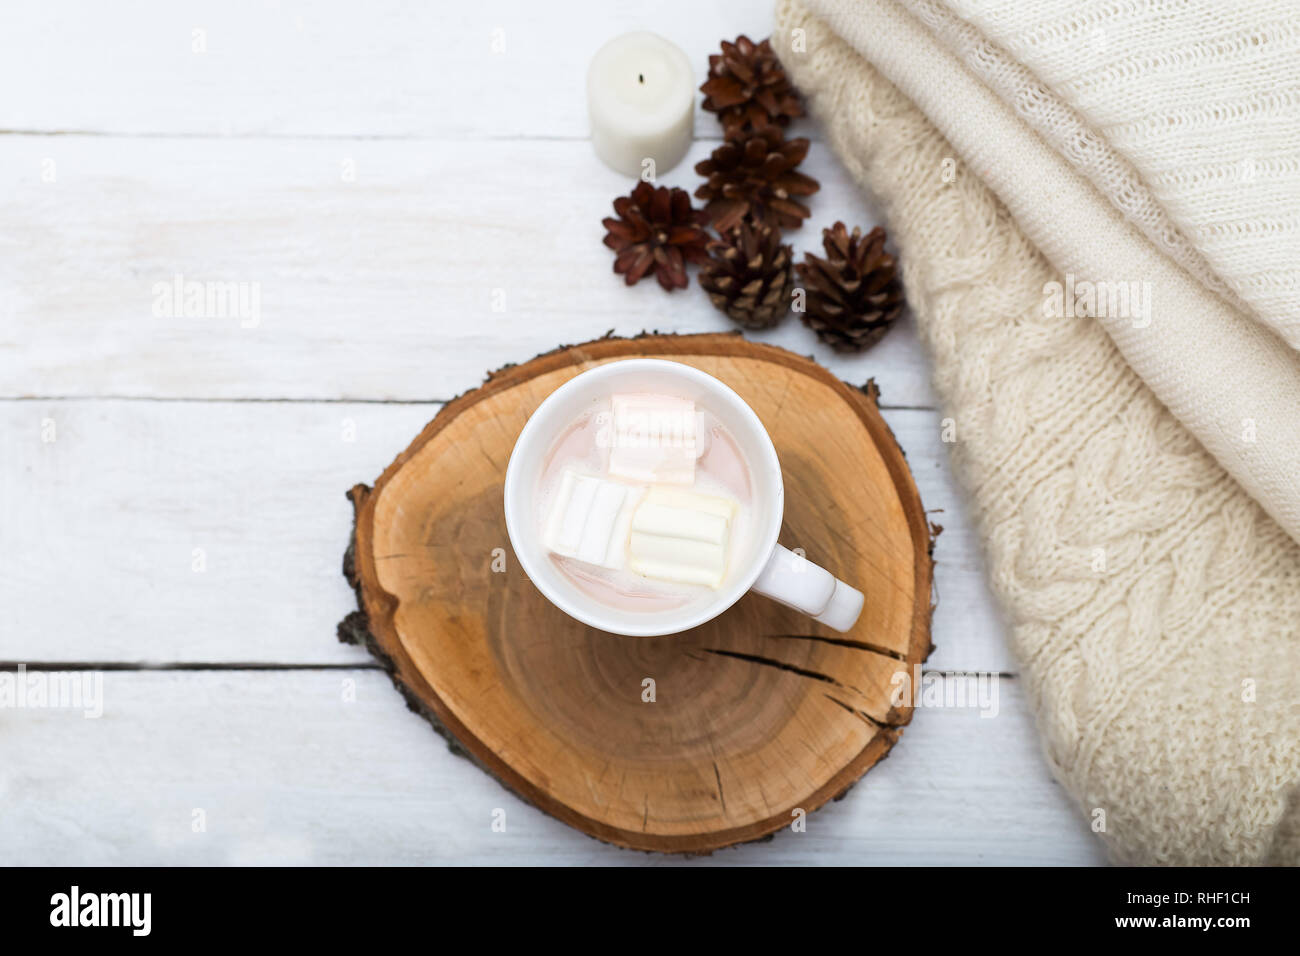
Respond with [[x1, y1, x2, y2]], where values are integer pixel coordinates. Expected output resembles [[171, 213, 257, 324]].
[[773, 0, 1300, 864], [793, 0, 1300, 557], [894, 0, 1249, 314], [940, 0, 1300, 347]]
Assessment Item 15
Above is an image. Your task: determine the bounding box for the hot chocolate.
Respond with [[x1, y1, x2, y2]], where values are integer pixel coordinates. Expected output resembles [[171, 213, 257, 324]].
[[535, 392, 755, 614]]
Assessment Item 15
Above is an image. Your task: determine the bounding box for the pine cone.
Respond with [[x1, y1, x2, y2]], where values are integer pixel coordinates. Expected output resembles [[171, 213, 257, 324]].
[[602, 182, 709, 291], [796, 223, 905, 351], [698, 221, 795, 330], [694, 127, 819, 233], [700, 35, 804, 139]]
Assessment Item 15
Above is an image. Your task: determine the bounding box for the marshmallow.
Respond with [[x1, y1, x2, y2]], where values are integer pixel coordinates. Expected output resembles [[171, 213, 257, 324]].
[[627, 486, 738, 588], [607, 393, 701, 485], [543, 470, 642, 570]]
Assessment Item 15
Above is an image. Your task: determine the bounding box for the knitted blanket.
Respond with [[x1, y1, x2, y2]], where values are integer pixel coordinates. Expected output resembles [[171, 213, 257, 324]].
[[773, 0, 1300, 864]]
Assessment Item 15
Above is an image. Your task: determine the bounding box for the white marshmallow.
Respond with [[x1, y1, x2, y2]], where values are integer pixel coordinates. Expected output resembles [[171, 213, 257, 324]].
[[607, 393, 701, 485], [543, 469, 642, 570], [627, 486, 738, 588]]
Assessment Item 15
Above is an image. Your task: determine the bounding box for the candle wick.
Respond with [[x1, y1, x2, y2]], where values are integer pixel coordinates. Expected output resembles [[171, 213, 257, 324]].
[[638, 74, 644, 84]]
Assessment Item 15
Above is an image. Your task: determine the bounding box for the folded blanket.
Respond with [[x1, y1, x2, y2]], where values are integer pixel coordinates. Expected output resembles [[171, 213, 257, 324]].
[[774, 0, 1300, 864]]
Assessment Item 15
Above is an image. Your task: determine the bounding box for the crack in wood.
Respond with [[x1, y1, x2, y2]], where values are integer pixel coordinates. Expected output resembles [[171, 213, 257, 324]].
[[769, 633, 908, 661], [712, 761, 727, 812], [700, 647, 875, 705], [822, 693, 903, 730]]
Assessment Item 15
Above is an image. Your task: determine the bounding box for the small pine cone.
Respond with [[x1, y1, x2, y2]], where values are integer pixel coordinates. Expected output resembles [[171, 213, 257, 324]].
[[700, 35, 804, 139], [698, 221, 795, 330], [694, 127, 820, 233], [602, 182, 710, 291], [796, 223, 905, 352]]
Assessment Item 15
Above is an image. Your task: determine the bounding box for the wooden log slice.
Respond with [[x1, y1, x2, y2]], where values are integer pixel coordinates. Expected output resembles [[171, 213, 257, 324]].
[[342, 333, 934, 853]]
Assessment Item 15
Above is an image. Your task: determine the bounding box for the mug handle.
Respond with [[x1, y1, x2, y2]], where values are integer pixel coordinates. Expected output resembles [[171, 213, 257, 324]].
[[750, 544, 865, 632]]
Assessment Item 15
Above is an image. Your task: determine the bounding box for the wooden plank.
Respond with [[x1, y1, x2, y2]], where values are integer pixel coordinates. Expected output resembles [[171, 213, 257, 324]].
[[0, 399, 1009, 670], [0, 134, 938, 407], [0, 0, 801, 141], [0, 668, 1105, 864]]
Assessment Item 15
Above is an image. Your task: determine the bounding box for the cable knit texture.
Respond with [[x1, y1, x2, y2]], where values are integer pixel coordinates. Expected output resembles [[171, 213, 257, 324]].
[[773, 0, 1300, 864]]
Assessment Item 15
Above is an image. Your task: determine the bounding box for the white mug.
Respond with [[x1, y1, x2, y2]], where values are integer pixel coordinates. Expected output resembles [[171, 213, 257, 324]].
[[503, 359, 864, 637]]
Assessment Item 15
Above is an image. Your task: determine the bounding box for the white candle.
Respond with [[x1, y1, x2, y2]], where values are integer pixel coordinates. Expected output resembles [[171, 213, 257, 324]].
[[587, 32, 695, 179]]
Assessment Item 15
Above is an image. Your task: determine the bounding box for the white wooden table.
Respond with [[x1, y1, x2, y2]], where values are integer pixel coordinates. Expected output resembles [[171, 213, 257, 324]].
[[0, 0, 1105, 865]]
